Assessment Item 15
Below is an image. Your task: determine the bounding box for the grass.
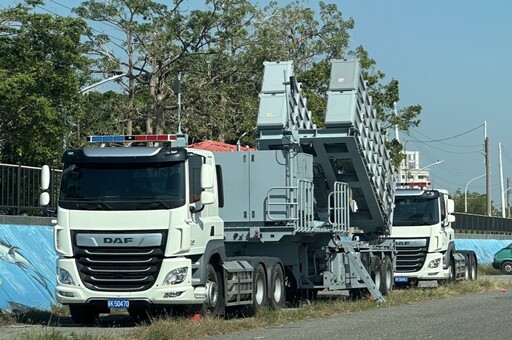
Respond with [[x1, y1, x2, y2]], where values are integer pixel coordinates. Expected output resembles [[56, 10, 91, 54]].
[[478, 264, 503, 275], [11, 277, 512, 340]]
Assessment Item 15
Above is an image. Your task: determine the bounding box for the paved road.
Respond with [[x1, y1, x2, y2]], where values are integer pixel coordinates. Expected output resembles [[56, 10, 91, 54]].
[[201, 288, 512, 340]]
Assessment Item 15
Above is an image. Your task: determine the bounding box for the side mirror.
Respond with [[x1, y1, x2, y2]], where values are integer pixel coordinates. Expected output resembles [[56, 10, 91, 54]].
[[39, 192, 50, 206], [201, 191, 215, 205], [447, 199, 455, 214], [447, 214, 455, 224], [201, 164, 215, 189], [41, 165, 50, 190]]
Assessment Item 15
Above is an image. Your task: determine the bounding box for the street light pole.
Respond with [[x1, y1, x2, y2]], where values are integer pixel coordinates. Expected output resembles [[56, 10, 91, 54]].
[[465, 174, 486, 213], [418, 160, 445, 173], [503, 186, 512, 218], [80, 73, 127, 94], [413, 160, 445, 184]]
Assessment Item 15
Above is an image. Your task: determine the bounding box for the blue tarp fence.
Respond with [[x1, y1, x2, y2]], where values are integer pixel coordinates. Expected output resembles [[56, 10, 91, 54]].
[[0, 224, 56, 313], [455, 238, 512, 265]]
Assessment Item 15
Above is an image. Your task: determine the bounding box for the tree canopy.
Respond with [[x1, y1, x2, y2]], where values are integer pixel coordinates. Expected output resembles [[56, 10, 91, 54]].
[[0, 0, 421, 170], [0, 0, 89, 165], [452, 189, 499, 216]]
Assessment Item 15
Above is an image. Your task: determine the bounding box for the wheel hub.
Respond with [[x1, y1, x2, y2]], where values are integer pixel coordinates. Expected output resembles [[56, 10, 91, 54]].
[[206, 281, 218, 307]]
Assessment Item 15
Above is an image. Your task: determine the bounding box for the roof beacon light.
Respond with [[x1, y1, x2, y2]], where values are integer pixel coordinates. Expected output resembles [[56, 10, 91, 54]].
[[87, 134, 179, 143]]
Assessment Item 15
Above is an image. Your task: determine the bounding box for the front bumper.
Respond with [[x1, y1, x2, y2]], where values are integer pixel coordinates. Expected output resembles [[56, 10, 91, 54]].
[[395, 253, 448, 281], [55, 257, 206, 306]]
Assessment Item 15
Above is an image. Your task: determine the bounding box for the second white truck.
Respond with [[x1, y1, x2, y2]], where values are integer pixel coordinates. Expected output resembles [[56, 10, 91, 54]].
[[390, 187, 477, 286]]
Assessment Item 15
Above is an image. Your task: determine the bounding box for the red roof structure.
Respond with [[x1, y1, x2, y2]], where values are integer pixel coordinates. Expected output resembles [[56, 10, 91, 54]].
[[189, 140, 254, 152]]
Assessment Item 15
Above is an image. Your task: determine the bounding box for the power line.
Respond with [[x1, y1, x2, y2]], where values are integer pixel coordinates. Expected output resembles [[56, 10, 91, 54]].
[[34, 1, 125, 43], [408, 123, 484, 143], [47, 0, 72, 11]]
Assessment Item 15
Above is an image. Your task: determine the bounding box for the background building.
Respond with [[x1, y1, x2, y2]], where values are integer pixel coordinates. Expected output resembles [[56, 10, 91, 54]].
[[397, 150, 431, 187]]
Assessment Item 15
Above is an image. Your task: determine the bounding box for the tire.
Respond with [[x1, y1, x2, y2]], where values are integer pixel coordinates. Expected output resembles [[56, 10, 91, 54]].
[[440, 255, 455, 285], [269, 264, 285, 310], [203, 263, 225, 317], [446, 255, 455, 283], [501, 261, 512, 275], [69, 304, 99, 326], [251, 264, 267, 313], [379, 256, 393, 296], [464, 255, 470, 280], [469, 255, 478, 280]]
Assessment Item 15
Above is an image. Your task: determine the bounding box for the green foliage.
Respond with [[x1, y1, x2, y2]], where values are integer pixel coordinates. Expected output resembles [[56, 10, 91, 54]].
[[0, 1, 89, 165], [349, 46, 422, 167], [0, 0, 423, 168], [451, 189, 498, 215]]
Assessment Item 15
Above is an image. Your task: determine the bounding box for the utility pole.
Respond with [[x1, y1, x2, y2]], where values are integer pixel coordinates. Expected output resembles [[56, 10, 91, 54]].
[[394, 102, 400, 142], [499, 143, 505, 217], [508, 177, 511, 218], [485, 121, 491, 216]]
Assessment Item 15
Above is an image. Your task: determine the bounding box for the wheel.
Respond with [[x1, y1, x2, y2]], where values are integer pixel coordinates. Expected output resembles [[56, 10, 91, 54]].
[[448, 255, 455, 282], [203, 263, 225, 317], [69, 304, 99, 326], [440, 255, 455, 285], [249, 264, 267, 313], [501, 261, 512, 275], [469, 255, 478, 280], [379, 256, 393, 296], [462, 255, 469, 280], [253, 264, 267, 311], [269, 264, 285, 310]]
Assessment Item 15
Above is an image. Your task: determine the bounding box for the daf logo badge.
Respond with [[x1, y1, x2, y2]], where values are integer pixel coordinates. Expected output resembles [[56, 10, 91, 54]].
[[104, 237, 134, 244]]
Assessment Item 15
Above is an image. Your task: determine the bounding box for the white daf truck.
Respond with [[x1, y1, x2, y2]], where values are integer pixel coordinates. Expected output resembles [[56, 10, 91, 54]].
[[391, 187, 477, 286], [40, 59, 397, 324]]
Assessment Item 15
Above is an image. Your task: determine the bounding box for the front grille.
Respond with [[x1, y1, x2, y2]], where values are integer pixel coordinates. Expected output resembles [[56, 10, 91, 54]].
[[73, 231, 167, 292], [395, 244, 428, 273]]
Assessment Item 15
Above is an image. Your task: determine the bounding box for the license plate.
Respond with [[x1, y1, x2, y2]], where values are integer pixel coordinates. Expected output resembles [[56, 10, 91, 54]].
[[107, 299, 129, 309], [394, 276, 409, 283]]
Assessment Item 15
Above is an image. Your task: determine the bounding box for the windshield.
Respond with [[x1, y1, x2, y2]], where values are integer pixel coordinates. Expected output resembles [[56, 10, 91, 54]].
[[393, 195, 440, 226], [59, 161, 185, 210]]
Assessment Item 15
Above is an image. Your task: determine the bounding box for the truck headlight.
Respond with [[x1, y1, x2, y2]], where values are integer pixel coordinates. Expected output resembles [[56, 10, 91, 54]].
[[427, 258, 441, 269], [164, 267, 188, 285], [57, 267, 75, 285]]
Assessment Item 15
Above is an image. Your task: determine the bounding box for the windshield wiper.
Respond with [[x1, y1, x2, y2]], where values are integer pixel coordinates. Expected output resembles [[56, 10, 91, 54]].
[[135, 200, 171, 210], [76, 201, 113, 210]]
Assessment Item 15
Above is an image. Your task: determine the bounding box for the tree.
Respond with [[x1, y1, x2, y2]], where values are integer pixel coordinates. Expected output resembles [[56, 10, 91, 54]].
[[74, 0, 222, 138], [350, 46, 422, 169], [0, 0, 422, 168], [0, 0, 89, 165], [451, 189, 499, 216], [73, 0, 360, 145]]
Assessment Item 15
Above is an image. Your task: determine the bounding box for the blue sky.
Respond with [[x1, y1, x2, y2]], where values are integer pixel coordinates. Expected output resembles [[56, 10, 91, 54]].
[[4, 0, 512, 207], [341, 0, 512, 208]]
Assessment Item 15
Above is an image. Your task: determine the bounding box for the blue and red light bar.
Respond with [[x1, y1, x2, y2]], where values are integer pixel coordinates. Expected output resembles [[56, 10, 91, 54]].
[[87, 134, 179, 143]]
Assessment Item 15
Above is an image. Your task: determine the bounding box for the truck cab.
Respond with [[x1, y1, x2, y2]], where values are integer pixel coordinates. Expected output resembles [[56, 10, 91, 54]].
[[390, 187, 457, 285]]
